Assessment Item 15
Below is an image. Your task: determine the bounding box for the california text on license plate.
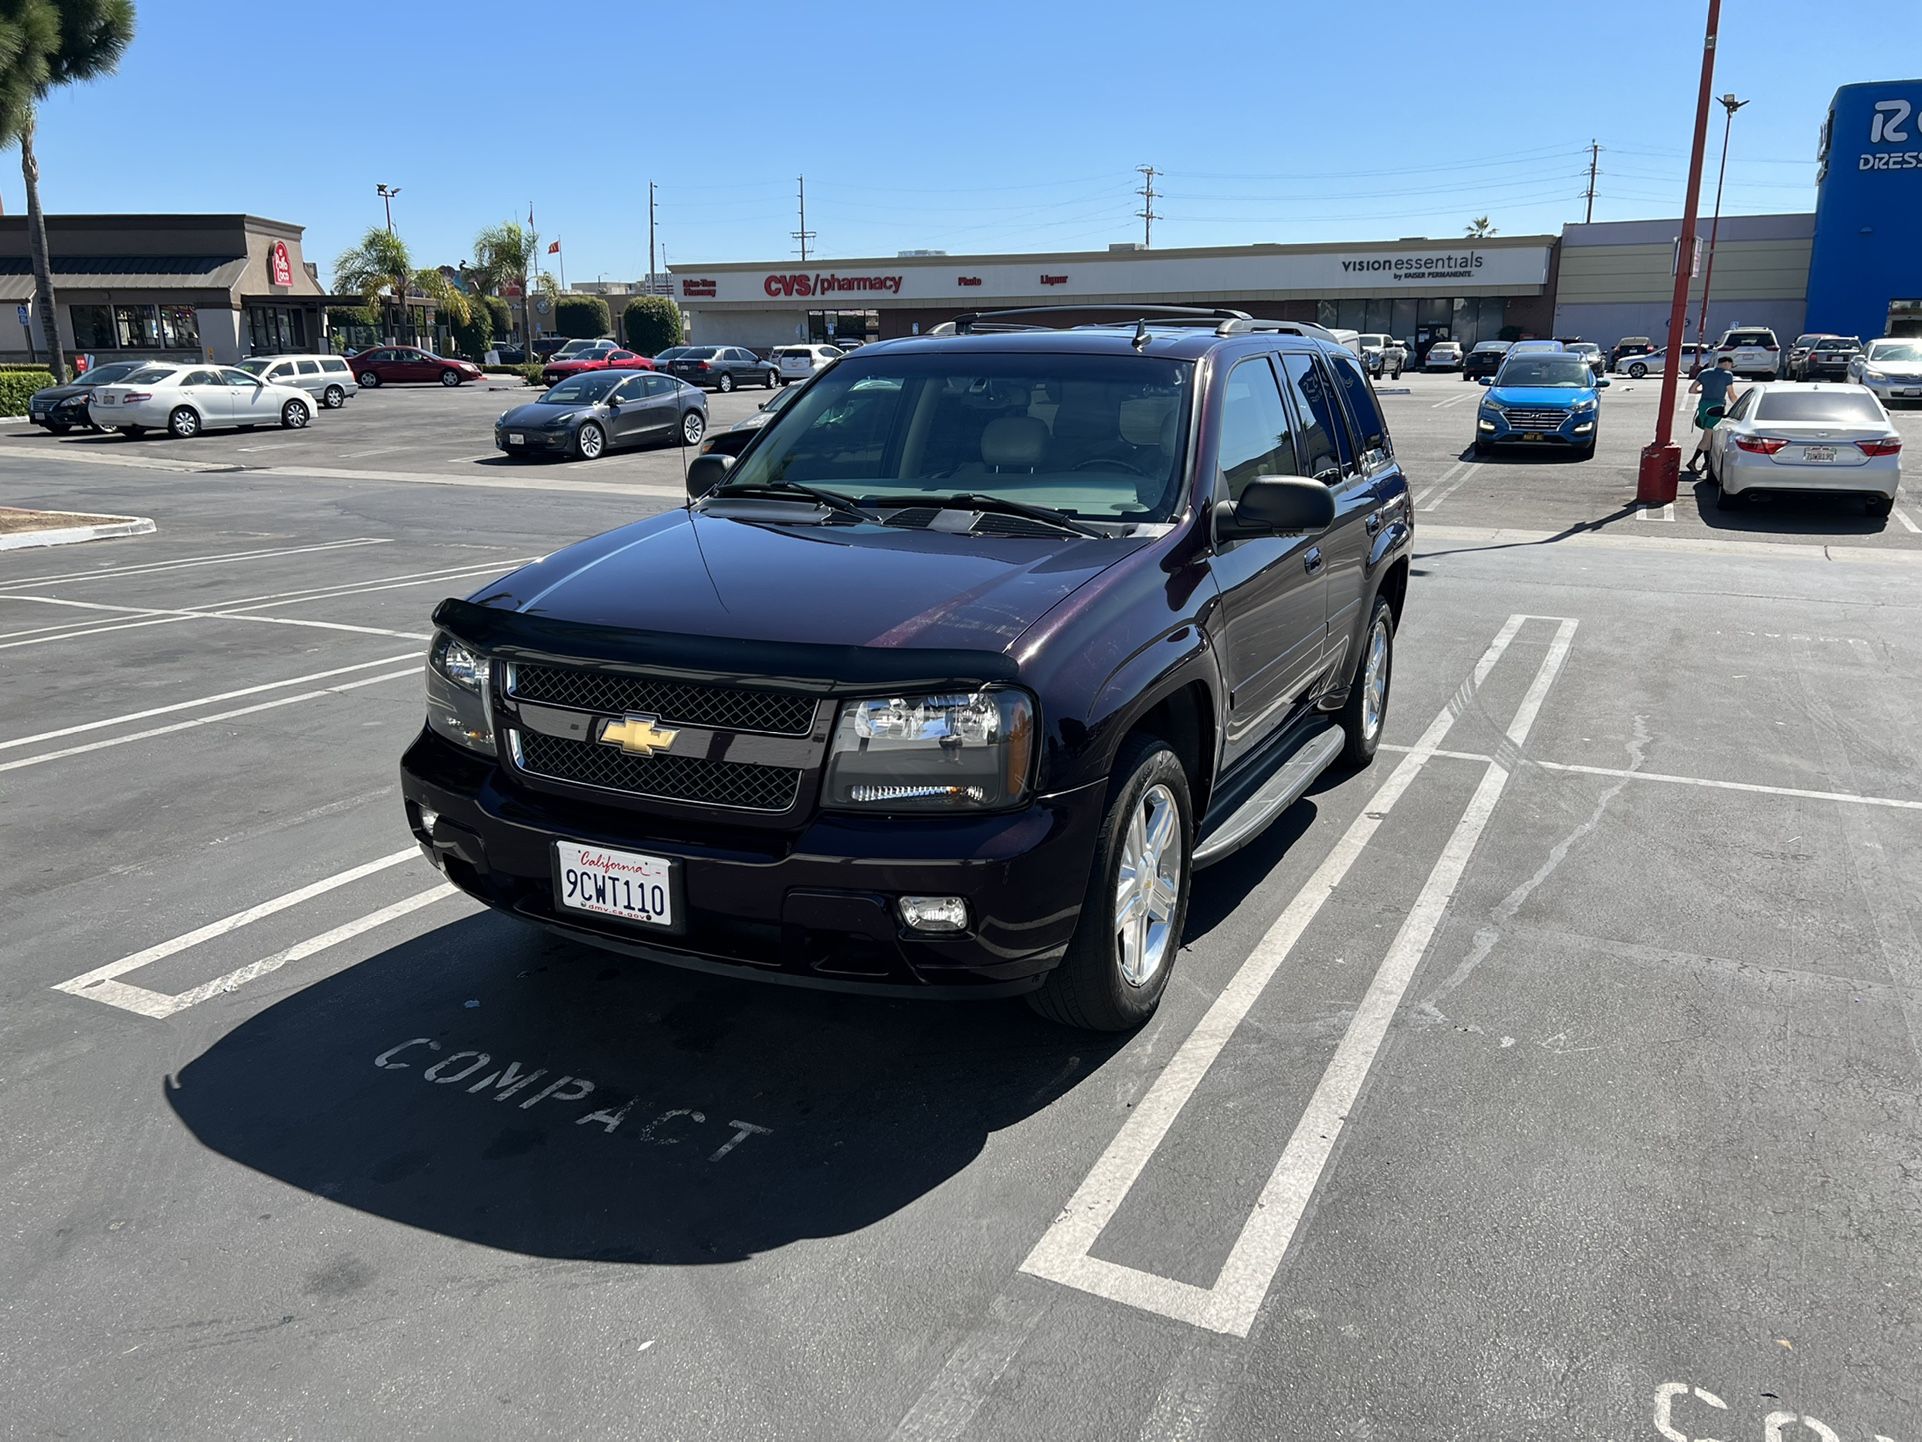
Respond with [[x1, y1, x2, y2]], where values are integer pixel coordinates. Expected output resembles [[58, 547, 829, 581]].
[[1803, 445, 1836, 462], [554, 841, 674, 927]]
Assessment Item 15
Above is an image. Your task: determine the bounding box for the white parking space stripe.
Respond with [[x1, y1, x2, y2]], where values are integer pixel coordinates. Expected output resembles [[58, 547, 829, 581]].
[[262, 463, 687, 499], [0, 653, 417, 752], [1022, 615, 1574, 1335], [0, 600, 427, 647], [1637, 502, 1676, 521], [0, 668, 417, 772], [1416, 461, 1472, 512], [0, 537, 390, 591], [1893, 503, 1921, 534], [53, 849, 420, 1013], [1429, 390, 1479, 410]]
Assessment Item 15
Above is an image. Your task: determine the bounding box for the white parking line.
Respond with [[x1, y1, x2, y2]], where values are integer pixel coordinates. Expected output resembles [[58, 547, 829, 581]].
[[1417, 460, 1472, 512], [0, 537, 390, 591], [0, 667, 418, 772], [1429, 390, 1479, 410], [0, 598, 427, 646], [1893, 503, 1921, 534], [0, 653, 417, 752], [1637, 502, 1676, 522], [53, 850, 425, 1017], [1022, 615, 1576, 1336]]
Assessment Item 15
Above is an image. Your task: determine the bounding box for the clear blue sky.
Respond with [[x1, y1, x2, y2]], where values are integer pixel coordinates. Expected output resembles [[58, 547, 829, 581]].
[[9, 0, 1916, 286]]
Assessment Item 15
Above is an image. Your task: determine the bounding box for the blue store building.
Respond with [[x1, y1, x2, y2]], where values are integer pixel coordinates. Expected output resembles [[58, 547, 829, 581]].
[[1806, 78, 1922, 341]]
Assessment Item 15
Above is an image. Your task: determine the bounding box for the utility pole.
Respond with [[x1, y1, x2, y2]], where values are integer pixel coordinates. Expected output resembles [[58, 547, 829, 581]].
[[1695, 94, 1750, 353], [1135, 165, 1160, 248], [792, 175, 815, 263], [648, 181, 659, 295], [1583, 142, 1600, 224], [1636, 0, 1722, 507]]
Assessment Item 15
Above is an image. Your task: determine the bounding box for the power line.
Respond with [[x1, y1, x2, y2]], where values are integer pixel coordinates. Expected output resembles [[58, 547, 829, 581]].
[[1135, 165, 1160, 248]]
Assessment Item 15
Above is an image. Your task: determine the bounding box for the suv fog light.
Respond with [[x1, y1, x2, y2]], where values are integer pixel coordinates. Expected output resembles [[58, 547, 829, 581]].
[[418, 805, 440, 836], [1573, 421, 1594, 434], [899, 895, 968, 933], [1477, 418, 1496, 433]]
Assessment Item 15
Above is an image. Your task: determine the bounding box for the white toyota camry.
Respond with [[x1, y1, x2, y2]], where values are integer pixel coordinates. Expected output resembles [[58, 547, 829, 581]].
[[87, 363, 316, 439]]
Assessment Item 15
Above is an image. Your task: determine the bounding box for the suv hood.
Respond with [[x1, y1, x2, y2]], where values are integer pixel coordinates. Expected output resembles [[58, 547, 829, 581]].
[[1488, 384, 1592, 406], [464, 508, 1151, 655]]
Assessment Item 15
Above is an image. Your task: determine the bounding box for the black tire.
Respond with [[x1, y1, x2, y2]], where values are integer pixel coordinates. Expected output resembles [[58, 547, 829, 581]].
[[45, 422, 71, 435], [1338, 597, 1394, 769], [323, 385, 345, 408], [764, 368, 777, 389], [119, 426, 145, 438], [1628, 362, 1648, 379], [716, 373, 735, 393], [680, 410, 706, 447], [1866, 495, 1894, 518], [358, 370, 380, 387], [167, 407, 199, 440], [281, 400, 309, 429], [1027, 735, 1192, 1033], [574, 421, 606, 460]]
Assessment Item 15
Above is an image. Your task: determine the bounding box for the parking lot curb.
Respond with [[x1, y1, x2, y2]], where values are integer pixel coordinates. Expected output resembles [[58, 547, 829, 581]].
[[0, 513, 156, 551]]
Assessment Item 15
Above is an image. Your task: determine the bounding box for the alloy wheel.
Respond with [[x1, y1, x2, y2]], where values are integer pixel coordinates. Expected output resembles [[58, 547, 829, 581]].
[[1115, 783, 1182, 989], [682, 411, 705, 445], [577, 422, 604, 459], [1361, 616, 1390, 743]]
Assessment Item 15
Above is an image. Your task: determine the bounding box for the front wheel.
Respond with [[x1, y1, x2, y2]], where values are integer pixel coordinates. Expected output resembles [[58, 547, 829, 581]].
[[358, 370, 381, 387], [439, 369, 461, 387], [322, 385, 345, 408], [716, 373, 735, 393], [680, 410, 706, 446], [281, 400, 309, 429], [575, 421, 605, 460], [1028, 735, 1192, 1032], [1338, 598, 1394, 769]]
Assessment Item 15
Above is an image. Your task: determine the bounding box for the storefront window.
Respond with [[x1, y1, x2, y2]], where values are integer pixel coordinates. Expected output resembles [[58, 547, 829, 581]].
[[160, 305, 199, 349], [70, 304, 115, 349], [246, 306, 308, 355], [808, 309, 876, 344], [115, 304, 162, 349]]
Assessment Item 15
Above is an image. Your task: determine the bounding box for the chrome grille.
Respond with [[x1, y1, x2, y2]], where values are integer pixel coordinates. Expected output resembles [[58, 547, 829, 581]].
[[1502, 407, 1571, 430], [514, 730, 801, 812], [508, 663, 815, 736]]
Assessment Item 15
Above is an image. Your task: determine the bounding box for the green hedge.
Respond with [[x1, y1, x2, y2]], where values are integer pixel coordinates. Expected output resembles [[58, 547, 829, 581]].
[[622, 295, 683, 354], [554, 295, 611, 340], [0, 370, 56, 414], [482, 363, 547, 385]]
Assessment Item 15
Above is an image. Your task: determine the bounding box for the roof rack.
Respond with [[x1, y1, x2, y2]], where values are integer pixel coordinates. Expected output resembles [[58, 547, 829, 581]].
[[952, 303, 1252, 334]]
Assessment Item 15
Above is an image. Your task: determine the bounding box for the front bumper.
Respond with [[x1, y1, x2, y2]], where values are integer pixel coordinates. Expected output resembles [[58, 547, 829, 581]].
[[495, 425, 575, 454], [1476, 408, 1595, 446], [1862, 374, 1922, 402], [399, 728, 1105, 997]]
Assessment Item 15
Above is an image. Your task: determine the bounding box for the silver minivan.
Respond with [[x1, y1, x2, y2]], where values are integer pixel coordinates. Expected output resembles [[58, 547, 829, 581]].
[[236, 354, 358, 409]]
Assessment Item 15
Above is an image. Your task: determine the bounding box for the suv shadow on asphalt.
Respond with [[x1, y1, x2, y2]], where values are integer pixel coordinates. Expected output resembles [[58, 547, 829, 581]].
[[165, 910, 1124, 1266], [1685, 478, 1889, 535]]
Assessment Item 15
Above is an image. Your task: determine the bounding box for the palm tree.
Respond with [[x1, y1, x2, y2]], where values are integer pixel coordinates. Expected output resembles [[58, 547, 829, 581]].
[[472, 219, 557, 350], [1464, 217, 1497, 238], [333, 226, 467, 344], [0, 0, 137, 382]]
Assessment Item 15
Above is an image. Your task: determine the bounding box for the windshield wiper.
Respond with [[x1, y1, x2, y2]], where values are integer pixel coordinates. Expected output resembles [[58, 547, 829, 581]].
[[708, 478, 878, 523], [931, 493, 1104, 538]]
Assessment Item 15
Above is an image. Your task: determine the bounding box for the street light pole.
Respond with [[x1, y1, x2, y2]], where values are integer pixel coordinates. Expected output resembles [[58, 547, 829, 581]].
[[376, 183, 400, 233], [1694, 93, 1750, 355], [1635, 0, 1722, 507]]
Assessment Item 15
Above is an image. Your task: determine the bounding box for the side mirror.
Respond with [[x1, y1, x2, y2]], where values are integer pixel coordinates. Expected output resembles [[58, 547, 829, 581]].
[[1596, 377, 1610, 388], [1476, 374, 1492, 385], [686, 451, 733, 500], [1215, 476, 1335, 542]]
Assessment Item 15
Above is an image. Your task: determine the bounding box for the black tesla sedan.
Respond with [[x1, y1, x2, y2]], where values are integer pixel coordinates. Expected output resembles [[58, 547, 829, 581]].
[[494, 370, 708, 461]]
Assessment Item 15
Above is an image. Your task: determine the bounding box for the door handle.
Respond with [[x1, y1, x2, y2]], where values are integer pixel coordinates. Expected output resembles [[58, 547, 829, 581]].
[[1364, 510, 1381, 535], [1304, 547, 1325, 576]]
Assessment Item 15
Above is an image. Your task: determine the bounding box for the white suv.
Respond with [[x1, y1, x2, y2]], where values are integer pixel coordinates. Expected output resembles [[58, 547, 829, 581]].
[[236, 354, 358, 408], [773, 344, 843, 384], [1712, 326, 1781, 379]]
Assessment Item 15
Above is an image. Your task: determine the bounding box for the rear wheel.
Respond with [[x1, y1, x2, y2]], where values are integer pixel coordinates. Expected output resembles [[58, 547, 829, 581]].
[[167, 407, 199, 439], [45, 422, 71, 435], [1339, 598, 1394, 769], [358, 370, 380, 387], [764, 368, 777, 389], [575, 421, 605, 460], [1628, 362, 1649, 379], [680, 410, 706, 446], [1028, 735, 1191, 1032], [322, 384, 345, 408], [716, 373, 735, 393]]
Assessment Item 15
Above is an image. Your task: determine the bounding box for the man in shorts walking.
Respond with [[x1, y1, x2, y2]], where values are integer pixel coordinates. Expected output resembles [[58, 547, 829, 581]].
[[1685, 355, 1739, 476]]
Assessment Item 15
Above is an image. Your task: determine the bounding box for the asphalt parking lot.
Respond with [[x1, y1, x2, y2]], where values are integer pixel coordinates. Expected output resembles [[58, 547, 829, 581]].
[[1, 369, 1918, 1439]]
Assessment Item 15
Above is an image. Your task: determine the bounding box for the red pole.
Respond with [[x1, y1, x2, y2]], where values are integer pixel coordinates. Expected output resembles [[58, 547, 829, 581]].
[[1637, 0, 1723, 506], [1694, 105, 1735, 351]]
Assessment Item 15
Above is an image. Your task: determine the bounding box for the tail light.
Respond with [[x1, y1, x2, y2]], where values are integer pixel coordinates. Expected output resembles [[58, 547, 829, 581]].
[[1857, 438, 1902, 457], [695, 362, 710, 371], [122, 392, 153, 403], [1733, 436, 1788, 455]]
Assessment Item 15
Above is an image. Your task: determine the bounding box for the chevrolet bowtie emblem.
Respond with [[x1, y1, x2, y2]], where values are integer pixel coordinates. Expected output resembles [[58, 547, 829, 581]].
[[598, 713, 679, 757]]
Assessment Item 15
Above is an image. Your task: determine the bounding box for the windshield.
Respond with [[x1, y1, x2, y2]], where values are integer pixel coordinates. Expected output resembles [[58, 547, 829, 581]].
[[1754, 391, 1884, 423], [237, 359, 273, 375], [78, 361, 145, 385], [683, 347, 722, 359], [722, 352, 1195, 523], [1472, 342, 1509, 354], [1869, 341, 1922, 362], [120, 366, 177, 384], [541, 374, 621, 404], [1496, 358, 1593, 388]]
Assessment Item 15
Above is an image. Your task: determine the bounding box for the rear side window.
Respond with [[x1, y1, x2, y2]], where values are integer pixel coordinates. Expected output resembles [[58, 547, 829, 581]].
[[297, 360, 319, 375], [180, 369, 219, 386], [321, 358, 348, 373], [1277, 353, 1350, 480], [1754, 391, 1884, 423], [1216, 357, 1300, 503], [1327, 354, 1390, 464]]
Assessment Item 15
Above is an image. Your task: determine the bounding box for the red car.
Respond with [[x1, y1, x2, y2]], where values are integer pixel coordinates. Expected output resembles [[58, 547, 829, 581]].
[[350, 346, 484, 388], [539, 348, 655, 388]]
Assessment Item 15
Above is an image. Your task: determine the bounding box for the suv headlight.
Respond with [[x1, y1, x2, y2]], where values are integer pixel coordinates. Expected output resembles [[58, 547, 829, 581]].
[[425, 631, 494, 755], [1480, 398, 1505, 412], [1572, 397, 1598, 412], [825, 689, 1035, 811]]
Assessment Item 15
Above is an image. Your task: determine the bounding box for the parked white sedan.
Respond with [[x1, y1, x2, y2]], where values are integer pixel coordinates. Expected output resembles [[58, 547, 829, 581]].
[[772, 343, 843, 384], [1847, 337, 1922, 405], [1706, 382, 1901, 517], [87, 363, 316, 439]]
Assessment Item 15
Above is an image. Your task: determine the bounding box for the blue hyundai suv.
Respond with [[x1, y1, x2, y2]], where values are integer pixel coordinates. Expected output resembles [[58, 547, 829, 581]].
[[1472, 351, 1608, 459]]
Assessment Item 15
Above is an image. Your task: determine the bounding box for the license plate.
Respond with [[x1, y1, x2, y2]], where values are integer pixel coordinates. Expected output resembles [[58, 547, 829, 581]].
[[98, 394, 116, 404], [554, 841, 674, 927], [1802, 445, 1836, 462], [507, 432, 524, 444], [1898, 388, 1922, 398], [1522, 432, 1545, 442]]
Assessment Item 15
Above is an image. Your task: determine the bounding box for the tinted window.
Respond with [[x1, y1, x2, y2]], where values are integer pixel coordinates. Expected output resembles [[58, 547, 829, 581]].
[[221, 368, 260, 385], [1753, 391, 1884, 423], [1328, 354, 1389, 461], [1277, 354, 1347, 479], [81, 361, 146, 384], [1725, 389, 1756, 421], [1217, 358, 1300, 503], [180, 370, 220, 387], [321, 358, 348, 372], [124, 366, 176, 384], [611, 375, 651, 401], [237, 359, 271, 375], [641, 375, 675, 397], [297, 360, 320, 375]]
